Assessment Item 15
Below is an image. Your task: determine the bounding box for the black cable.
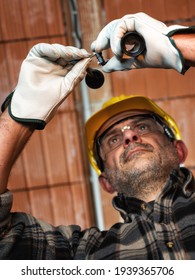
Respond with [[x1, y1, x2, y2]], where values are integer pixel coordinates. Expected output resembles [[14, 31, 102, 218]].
[[69, 0, 105, 89]]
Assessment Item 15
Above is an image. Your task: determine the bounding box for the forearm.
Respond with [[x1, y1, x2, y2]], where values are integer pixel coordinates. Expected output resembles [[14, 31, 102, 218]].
[[0, 109, 35, 194], [172, 33, 195, 67], [0, 44, 91, 194]]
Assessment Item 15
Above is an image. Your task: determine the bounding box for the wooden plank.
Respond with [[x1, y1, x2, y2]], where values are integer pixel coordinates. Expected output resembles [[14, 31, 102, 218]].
[[40, 115, 70, 185], [22, 131, 48, 188], [60, 111, 84, 182], [50, 184, 76, 226], [49, 181, 94, 227], [43, 0, 64, 36], [0, 0, 25, 40], [157, 96, 195, 168], [12, 191, 31, 213], [8, 156, 27, 191], [0, 44, 11, 104], [164, 0, 188, 21], [142, 0, 166, 21], [71, 181, 95, 228], [100, 188, 121, 229], [29, 188, 54, 224], [20, 0, 48, 38]]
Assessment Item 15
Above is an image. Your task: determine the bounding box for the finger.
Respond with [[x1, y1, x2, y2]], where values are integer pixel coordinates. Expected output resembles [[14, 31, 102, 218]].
[[110, 18, 135, 57], [102, 56, 137, 72], [30, 43, 91, 62], [64, 57, 92, 90], [52, 45, 91, 61], [91, 20, 119, 52]]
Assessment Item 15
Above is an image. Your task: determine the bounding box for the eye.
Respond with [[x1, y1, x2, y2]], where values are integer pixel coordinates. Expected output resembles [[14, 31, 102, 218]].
[[136, 122, 151, 134], [107, 134, 121, 147]]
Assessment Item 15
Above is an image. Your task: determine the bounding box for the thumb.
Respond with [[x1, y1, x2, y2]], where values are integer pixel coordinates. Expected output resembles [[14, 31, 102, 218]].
[[102, 56, 136, 72], [64, 57, 92, 90], [91, 20, 119, 53]]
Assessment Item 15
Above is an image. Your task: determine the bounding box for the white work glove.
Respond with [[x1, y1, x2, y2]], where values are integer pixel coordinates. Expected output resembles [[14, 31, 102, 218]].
[[92, 12, 193, 74], [2, 43, 92, 129]]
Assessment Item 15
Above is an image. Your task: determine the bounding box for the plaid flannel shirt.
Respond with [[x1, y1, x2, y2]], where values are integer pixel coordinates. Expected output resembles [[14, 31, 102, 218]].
[[0, 167, 195, 260]]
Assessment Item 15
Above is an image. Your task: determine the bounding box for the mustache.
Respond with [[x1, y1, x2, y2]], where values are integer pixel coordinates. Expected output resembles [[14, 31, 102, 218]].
[[120, 142, 154, 164]]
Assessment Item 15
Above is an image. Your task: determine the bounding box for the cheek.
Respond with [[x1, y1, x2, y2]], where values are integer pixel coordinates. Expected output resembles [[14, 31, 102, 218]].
[[144, 135, 165, 151], [104, 148, 122, 168], [153, 138, 178, 162]]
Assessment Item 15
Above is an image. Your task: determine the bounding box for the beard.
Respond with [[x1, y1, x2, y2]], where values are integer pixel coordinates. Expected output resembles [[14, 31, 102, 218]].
[[103, 141, 180, 199]]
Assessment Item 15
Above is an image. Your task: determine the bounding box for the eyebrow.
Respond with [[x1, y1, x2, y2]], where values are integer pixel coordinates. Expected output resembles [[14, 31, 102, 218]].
[[101, 127, 121, 140]]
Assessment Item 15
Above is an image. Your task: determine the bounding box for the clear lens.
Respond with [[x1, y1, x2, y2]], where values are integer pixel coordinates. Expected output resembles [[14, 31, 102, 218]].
[[98, 115, 164, 155], [121, 32, 146, 57]]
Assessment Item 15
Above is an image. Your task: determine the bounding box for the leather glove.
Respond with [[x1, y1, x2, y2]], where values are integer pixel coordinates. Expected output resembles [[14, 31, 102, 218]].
[[91, 12, 194, 74], [2, 43, 92, 129]]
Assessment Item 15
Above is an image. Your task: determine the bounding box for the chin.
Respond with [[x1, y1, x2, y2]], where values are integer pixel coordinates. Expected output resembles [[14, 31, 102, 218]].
[[123, 153, 154, 168]]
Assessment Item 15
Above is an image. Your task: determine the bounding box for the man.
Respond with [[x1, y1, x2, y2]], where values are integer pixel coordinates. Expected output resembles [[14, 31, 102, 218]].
[[85, 94, 188, 202], [0, 13, 195, 259]]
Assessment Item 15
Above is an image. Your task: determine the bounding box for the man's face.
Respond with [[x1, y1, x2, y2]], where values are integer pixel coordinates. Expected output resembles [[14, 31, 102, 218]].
[[97, 113, 180, 200]]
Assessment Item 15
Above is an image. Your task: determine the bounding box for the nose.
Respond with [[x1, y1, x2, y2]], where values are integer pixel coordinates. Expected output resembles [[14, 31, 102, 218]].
[[122, 129, 142, 148]]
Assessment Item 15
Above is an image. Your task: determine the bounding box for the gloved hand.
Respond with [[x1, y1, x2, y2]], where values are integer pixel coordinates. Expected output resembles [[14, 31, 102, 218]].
[[2, 43, 92, 129], [91, 12, 193, 74]]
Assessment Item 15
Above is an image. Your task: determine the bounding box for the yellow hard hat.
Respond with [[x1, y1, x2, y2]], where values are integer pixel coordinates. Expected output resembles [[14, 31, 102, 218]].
[[85, 95, 181, 174]]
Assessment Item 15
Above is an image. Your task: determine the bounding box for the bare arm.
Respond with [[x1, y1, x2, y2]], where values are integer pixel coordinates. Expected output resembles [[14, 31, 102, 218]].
[[0, 44, 91, 195], [92, 13, 195, 74], [172, 33, 195, 67], [0, 109, 35, 194]]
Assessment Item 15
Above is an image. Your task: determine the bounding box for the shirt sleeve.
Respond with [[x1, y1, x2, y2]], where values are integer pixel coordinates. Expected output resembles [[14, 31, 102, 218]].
[[0, 190, 86, 259], [0, 190, 12, 235]]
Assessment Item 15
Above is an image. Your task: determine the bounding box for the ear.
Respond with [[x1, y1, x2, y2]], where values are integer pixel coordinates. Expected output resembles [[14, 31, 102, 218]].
[[173, 140, 188, 164], [98, 173, 115, 194]]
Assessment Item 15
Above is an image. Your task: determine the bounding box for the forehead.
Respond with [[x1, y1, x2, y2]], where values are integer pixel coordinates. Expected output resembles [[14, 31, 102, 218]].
[[97, 110, 152, 137]]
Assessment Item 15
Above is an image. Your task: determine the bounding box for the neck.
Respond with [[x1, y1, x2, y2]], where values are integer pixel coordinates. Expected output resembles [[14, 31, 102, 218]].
[[125, 176, 168, 202]]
